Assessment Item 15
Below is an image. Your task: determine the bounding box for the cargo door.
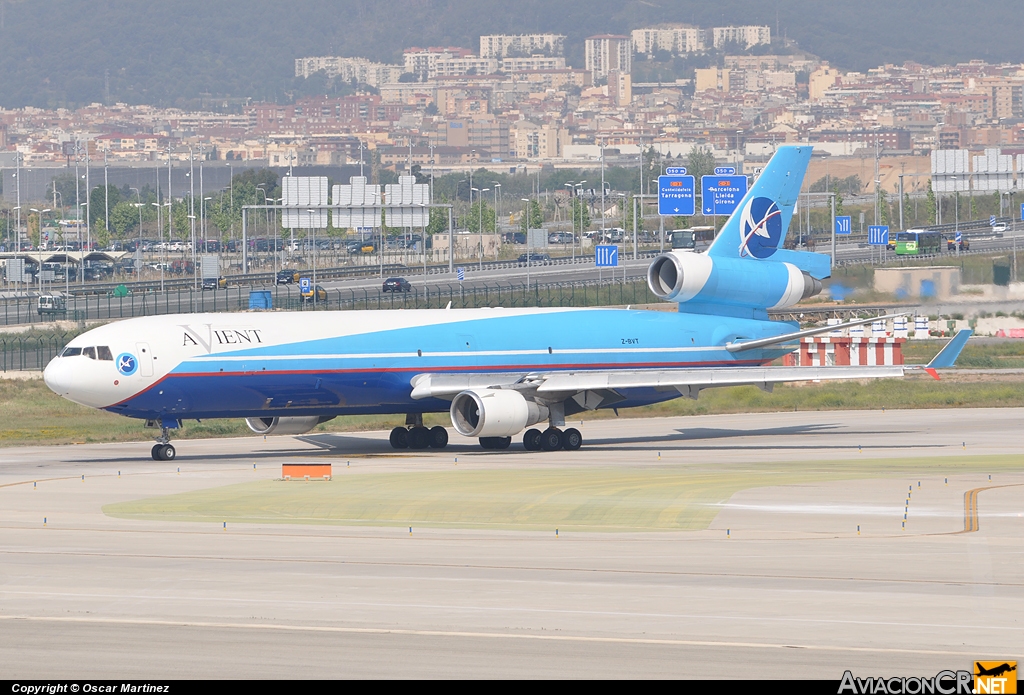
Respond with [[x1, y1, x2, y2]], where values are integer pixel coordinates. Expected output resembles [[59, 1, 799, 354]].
[[136, 342, 154, 377]]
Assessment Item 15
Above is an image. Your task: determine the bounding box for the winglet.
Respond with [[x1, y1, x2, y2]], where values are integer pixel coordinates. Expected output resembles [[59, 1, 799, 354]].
[[925, 329, 973, 369]]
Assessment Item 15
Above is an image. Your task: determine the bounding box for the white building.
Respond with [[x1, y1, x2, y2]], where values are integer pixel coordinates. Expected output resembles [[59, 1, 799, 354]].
[[585, 35, 631, 82], [479, 34, 565, 59], [433, 57, 500, 78], [500, 56, 567, 73], [294, 56, 404, 87], [631, 25, 706, 55], [403, 47, 472, 80], [711, 26, 771, 49]]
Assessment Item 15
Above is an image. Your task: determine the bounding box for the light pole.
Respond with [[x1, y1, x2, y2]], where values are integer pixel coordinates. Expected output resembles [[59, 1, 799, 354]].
[[521, 198, 531, 290], [14, 152, 21, 252], [566, 181, 575, 261], [575, 182, 586, 254], [129, 187, 142, 256], [952, 176, 960, 258], [227, 162, 234, 241], [492, 182, 501, 239], [153, 202, 169, 291], [477, 187, 489, 268], [78, 202, 88, 286]]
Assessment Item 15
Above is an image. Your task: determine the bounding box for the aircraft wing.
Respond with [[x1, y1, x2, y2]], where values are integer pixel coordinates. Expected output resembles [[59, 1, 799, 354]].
[[410, 365, 904, 401]]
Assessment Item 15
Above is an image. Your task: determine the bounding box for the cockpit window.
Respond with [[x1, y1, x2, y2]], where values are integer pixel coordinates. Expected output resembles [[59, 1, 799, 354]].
[[96, 346, 113, 361], [83, 347, 96, 360], [61, 347, 82, 357]]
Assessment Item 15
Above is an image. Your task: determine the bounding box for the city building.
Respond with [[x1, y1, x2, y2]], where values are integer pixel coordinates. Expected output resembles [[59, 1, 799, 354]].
[[632, 25, 706, 55], [479, 34, 565, 59], [711, 25, 771, 49], [584, 35, 631, 82], [293, 56, 403, 87]]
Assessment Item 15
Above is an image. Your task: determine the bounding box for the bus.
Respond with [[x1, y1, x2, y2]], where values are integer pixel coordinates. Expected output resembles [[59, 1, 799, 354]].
[[670, 226, 715, 252], [894, 230, 941, 256]]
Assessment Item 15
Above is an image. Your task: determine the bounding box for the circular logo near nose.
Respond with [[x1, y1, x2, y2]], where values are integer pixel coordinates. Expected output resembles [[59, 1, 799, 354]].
[[116, 353, 138, 376]]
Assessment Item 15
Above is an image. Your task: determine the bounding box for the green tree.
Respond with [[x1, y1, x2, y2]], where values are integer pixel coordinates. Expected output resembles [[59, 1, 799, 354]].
[[89, 184, 123, 228], [902, 192, 912, 229], [465, 201, 495, 234], [686, 145, 716, 181], [109, 200, 138, 239], [878, 188, 889, 225], [925, 179, 937, 225], [426, 205, 449, 236], [519, 199, 543, 233], [569, 197, 591, 232], [833, 184, 845, 217]]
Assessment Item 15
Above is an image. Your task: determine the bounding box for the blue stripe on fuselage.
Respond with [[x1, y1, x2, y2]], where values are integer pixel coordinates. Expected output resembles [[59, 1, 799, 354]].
[[111, 308, 797, 420]]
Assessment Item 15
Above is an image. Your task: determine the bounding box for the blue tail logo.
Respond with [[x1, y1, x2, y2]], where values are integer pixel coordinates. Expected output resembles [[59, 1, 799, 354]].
[[739, 197, 783, 259]]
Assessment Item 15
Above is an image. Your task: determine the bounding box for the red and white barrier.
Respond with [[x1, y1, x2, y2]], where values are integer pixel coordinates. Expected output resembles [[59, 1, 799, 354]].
[[782, 337, 905, 367]]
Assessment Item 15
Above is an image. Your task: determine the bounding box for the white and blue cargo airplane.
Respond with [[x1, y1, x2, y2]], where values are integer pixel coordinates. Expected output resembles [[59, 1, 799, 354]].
[[43, 146, 971, 460]]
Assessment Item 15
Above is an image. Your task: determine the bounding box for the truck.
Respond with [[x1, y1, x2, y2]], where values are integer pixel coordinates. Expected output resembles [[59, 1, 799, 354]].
[[37, 294, 67, 317]]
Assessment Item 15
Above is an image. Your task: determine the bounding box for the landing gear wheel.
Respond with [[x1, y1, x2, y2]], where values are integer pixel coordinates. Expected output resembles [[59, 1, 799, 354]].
[[389, 426, 409, 449], [523, 428, 542, 451], [495, 436, 511, 450], [562, 428, 582, 451], [408, 426, 431, 450], [428, 426, 449, 449], [541, 428, 563, 451], [151, 444, 163, 461], [160, 444, 175, 461]]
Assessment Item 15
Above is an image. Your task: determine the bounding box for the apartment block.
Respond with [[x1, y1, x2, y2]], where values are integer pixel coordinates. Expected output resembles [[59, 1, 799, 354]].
[[433, 57, 500, 78], [479, 34, 565, 59], [978, 77, 1024, 119], [632, 25, 706, 55], [403, 47, 473, 80], [711, 25, 771, 49], [695, 68, 731, 93], [511, 120, 569, 159], [500, 56, 566, 72], [439, 115, 510, 159], [585, 35, 631, 82], [294, 56, 403, 87]]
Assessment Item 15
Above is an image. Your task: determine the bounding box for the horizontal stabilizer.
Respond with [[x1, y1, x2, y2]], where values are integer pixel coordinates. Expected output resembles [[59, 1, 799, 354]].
[[925, 329, 973, 369], [726, 314, 906, 353], [763, 249, 832, 280]]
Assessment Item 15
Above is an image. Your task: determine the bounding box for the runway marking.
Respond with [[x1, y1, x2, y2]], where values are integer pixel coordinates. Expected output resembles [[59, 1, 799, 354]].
[[0, 615, 990, 656], [959, 484, 1023, 533]]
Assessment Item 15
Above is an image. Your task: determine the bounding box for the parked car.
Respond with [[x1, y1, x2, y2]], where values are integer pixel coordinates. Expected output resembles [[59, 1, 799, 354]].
[[201, 276, 227, 290], [382, 277, 412, 293]]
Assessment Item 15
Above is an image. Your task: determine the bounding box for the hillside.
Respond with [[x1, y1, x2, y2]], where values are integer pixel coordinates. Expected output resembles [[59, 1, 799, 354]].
[[0, 0, 1021, 108]]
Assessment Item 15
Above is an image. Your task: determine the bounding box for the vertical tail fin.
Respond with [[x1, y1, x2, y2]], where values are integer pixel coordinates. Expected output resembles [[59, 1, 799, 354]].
[[707, 145, 812, 259]]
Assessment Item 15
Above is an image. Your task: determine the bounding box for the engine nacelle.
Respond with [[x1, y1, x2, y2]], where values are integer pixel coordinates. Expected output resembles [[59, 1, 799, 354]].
[[245, 416, 332, 436], [450, 389, 549, 438], [647, 251, 821, 310]]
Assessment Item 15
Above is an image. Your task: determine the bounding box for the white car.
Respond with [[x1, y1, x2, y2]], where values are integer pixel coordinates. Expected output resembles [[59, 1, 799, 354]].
[[991, 223, 1008, 233]]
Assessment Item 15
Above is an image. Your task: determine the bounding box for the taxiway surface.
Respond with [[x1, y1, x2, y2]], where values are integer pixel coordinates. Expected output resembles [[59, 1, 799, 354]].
[[1, 408, 1022, 678]]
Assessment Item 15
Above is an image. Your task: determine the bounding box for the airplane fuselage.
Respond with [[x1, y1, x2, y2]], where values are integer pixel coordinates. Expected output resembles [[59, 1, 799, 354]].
[[44, 306, 792, 422]]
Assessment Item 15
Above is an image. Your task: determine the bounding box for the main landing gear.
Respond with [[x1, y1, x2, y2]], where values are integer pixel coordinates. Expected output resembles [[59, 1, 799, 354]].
[[151, 426, 176, 460], [521, 427, 582, 452], [390, 415, 449, 450]]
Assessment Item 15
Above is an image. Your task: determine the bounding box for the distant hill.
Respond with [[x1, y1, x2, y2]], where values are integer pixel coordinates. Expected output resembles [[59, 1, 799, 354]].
[[0, 0, 1021, 108]]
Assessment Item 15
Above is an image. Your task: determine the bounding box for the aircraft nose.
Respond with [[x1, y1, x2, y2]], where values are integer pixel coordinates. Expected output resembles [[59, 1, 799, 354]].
[[43, 356, 72, 397]]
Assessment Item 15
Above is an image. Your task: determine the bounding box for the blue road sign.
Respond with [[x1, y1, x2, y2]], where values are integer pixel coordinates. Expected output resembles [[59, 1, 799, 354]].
[[1020, 203, 1024, 221], [665, 166, 687, 175], [701, 175, 748, 215], [990, 215, 997, 226], [714, 167, 737, 176], [658, 175, 695, 216], [457, 267, 465, 282], [868, 225, 889, 246], [299, 277, 311, 292], [595, 245, 618, 267], [835, 216, 852, 235], [955, 231, 962, 243]]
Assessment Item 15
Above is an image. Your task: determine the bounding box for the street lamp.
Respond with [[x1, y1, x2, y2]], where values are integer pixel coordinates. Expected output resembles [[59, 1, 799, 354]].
[[521, 198, 532, 290], [129, 187, 143, 257], [475, 187, 489, 268], [78, 202, 89, 286]]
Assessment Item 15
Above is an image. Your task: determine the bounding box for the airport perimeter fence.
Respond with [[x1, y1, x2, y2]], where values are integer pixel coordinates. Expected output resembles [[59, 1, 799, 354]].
[[0, 278, 661, 370]]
